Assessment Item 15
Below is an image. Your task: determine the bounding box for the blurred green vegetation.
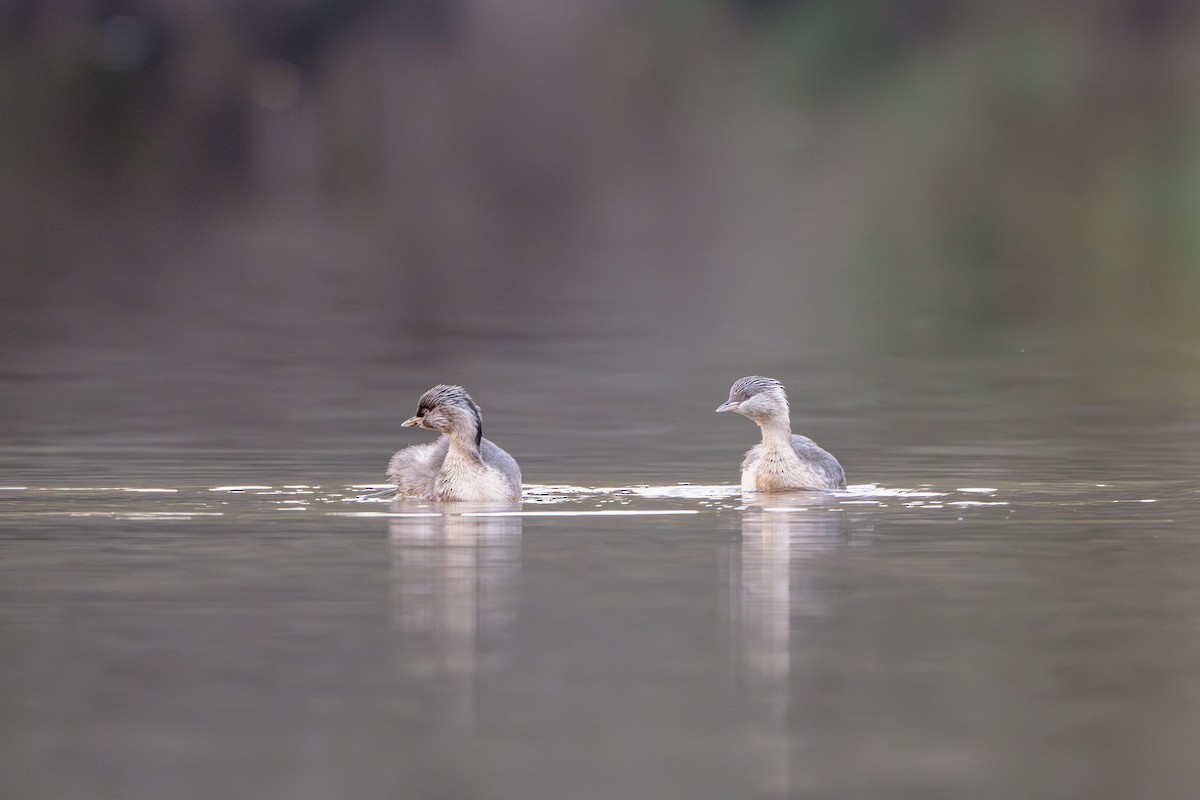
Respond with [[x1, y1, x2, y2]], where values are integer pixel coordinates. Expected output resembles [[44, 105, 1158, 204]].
[[3, 0, 1200, 353]]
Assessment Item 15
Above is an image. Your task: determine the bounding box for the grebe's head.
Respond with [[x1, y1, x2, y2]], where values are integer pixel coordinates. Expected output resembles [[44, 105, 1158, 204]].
[[402, 384, 483, 445], [716, 375, 789, 422]]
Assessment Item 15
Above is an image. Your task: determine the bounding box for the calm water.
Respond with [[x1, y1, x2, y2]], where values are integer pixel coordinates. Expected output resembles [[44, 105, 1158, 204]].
[[4, 323, 1200, 800]]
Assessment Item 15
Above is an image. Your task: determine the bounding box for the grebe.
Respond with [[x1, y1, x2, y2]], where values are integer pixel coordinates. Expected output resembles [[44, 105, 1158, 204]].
[[387, 384, 522, 502], [716, 376, 845, 491]]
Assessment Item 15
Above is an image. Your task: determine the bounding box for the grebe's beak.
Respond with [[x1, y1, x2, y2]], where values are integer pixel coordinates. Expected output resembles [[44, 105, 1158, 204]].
[[401, 416, 423, 428], [715, 400, 738, 413]]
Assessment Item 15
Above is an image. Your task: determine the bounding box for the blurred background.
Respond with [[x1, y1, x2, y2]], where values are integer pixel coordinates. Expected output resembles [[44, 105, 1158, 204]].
[[10, 6, 1200, 800], [4, 0, 1200, 482]]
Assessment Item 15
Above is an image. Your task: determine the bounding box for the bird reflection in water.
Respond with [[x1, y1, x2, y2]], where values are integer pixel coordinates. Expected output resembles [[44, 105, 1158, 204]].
[[731, 492, 847, 797], [388, 501, 522, 733]]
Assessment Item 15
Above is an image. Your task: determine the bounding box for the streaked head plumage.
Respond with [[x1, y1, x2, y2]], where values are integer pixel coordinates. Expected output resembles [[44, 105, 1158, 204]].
[[417, 384, 477, 415], [402, 384, 483, 445], [727, 376, 785, 402], [716, 375, 789, 420]]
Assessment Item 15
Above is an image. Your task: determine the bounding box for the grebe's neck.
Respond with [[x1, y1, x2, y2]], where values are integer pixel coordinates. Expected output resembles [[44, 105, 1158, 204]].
[[445, 421, 483, 464], [756, 414, 793, 449]]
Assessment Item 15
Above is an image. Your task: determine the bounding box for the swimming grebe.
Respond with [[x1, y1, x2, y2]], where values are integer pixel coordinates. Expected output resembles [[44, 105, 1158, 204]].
[[716, 376, 845, 491], [387, 384, 522, 502]]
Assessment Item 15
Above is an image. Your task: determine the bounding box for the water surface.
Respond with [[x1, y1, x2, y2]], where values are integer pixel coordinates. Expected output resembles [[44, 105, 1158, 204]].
[[4, 332, 1200, 800]]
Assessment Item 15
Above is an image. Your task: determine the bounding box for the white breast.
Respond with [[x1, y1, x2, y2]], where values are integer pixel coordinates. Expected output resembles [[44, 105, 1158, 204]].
[[434, 460, 517, 502]]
